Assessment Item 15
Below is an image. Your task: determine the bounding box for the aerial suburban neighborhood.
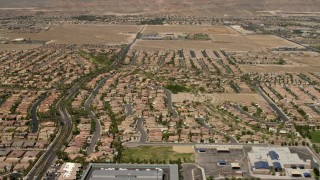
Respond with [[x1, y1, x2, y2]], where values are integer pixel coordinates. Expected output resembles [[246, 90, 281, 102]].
[[0, 0, 319, 180]]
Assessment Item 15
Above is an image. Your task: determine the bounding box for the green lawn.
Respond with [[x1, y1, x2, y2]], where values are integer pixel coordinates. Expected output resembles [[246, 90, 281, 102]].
[[310, 131, 320, 143], [165, 84, 190, 94], [122, 146, 194, 163]]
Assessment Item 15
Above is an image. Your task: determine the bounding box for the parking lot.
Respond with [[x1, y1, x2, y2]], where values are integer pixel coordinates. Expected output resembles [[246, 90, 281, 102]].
[[195, 147, 251, 179], [289, 146, 320, 169]]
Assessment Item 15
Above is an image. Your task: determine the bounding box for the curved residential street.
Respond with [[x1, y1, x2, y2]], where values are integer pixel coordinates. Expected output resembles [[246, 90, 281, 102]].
[[30, 94, 47, 133], [164, 88, 178, 118], [136, 118, 148, 143], [84, 76, 108, 154], [124, 104, 133, 117], [27, 77, 89, 180], [26, 82, 78, 180]]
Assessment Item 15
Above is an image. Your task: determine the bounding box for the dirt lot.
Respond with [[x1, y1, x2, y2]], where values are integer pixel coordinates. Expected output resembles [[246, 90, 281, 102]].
[[246, 35, 303, 48], [239, 57, 320, 73], [4, 24, 141, 44], [172, 93, 211, 103], [143, 25, 238, 35], [133, 34, 300, 51], [172, 92, 265, 105], [210, 93, 265, 104], [173, 146, 195, 153], [239, 51, 320, 73], [239, 64, 320, 73], [0, 44, 41, 50]]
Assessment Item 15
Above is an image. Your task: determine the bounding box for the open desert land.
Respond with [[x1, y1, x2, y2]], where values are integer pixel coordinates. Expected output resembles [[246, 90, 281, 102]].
[[172, 92, 265, 105], [210, 93, 266, 104], [246, 35, 303, 48], [133, 33, 300, 51], [239, 64, 320, 73], [0, 44, 41, 50], [4, 24, 141, 45], [240, 54, 320, 73], [143, 25, 238, 35]]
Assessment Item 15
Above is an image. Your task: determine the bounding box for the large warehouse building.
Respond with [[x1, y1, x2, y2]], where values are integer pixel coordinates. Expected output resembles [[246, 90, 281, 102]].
[[81, 163, 179, 180], [248, 147, 312, 178], [90, 169, 163, 180]]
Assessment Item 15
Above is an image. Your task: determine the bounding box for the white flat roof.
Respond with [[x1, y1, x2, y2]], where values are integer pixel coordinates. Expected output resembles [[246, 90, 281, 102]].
[[248, 147, 309, 166]]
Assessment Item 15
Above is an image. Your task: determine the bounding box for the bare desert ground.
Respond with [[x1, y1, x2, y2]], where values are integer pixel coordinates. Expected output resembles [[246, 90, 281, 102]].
[[143, 25, 238, 35], [172, 92, 265, 105], [240, 53, 320, 73], [172, 93, 212, 103], [4, 24, 141, 45], [246, 35, 303, 48], [172, 146, 195, 153], [0, 44, 41, 50], [133, 34, 300, 51], [240, 64, 320, 73], [211, 93, 266, 104]]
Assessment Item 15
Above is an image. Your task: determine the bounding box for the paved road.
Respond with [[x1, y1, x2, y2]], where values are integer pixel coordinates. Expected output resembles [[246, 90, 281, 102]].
[[26, 26, 145, 179], [124, 104, 133, 117], [26, 81, 81, 180], [232, 104, 278, 126], [112, 25, 145, 67], [155, 86, 178, 118], [123, 141, 269, 148], [27, 106, 73, 180], [136, 118, 148, 143], [196, 118, 238, 144], [30, 94, 47, 133], [164, 89, 178, 118], [256, 86, 290, 122], [309, 105, 320, 114], [84, 77, 108, 154]]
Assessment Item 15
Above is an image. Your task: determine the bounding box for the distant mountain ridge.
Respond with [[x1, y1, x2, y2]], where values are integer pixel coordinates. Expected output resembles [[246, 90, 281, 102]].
[[1, 0, 320, 16]]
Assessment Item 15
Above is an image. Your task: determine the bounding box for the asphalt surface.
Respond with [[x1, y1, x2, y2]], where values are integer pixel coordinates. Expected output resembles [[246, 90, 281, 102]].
[[124, 104, 133, 117], [136, 118, 148, 143], [30, 94, 47, 133], [289, 146, 320, 169], [165, 89, 178, 118], [123, 141, 269, 148], [27, 106, 73, 180], [111, 25, 145, 67], [26, 81, 81, 180], [309, 105, 320, 114], [256, 86, 290, 122], [182, 164, 201, 180], [84, 76, 108, 154]]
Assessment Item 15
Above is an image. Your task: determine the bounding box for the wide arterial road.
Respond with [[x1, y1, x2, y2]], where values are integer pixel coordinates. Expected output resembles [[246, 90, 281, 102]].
[[26, 81, 81, 180]]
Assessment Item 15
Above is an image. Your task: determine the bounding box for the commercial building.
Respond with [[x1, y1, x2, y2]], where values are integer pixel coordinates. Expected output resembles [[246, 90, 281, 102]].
[[248, 147, 312, 177], [91, 169, 163, 180], [81, 163, 179, 180], [57, 162, 82, 180]]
